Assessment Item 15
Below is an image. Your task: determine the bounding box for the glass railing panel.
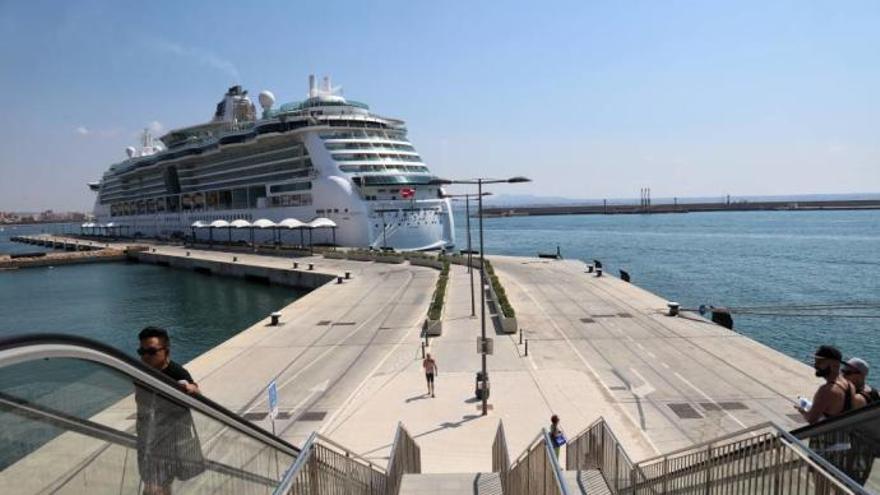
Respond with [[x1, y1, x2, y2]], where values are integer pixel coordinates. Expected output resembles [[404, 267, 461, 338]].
[[0, 351, 293, 494], [792, 403, 880, 493]]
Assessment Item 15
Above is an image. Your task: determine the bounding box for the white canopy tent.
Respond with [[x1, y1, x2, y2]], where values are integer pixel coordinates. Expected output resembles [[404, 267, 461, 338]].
[[307, 217, 338, 246]]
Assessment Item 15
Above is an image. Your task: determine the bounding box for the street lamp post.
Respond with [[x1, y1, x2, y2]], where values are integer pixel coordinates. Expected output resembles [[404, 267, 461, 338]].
[[432, 176, 530, 416], [442, 192, 492, 318]]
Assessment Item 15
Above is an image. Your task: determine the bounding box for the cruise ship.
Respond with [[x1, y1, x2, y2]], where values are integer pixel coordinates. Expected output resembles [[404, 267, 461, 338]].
[[88, 76, 455, 251]]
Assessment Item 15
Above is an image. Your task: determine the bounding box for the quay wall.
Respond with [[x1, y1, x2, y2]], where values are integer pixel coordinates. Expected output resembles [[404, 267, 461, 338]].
[[133, 250, 336, 289], [483, 198, 880, 217]]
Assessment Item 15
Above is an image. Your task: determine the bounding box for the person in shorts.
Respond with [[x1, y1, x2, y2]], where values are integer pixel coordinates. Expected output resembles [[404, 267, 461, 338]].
[[135, 326, 200, 495], [423, 353, 438, 398]]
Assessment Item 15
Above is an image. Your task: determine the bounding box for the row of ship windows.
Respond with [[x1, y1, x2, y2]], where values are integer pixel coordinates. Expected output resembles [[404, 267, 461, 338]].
[[340, 164, 429, 174], [324, 142, 415, 152], [103, 169, 314, 202], [320, 130, 407, 141], [108, 183, 311, 216], [176, 154, 310, 180], [333, 153, 422, 163], [103, 151, 310, 192]]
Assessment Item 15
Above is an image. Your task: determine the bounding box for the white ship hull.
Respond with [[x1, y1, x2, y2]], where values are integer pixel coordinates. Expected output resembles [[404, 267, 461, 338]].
[[90, 78, 456, 251], [94, 200, 454, 251]]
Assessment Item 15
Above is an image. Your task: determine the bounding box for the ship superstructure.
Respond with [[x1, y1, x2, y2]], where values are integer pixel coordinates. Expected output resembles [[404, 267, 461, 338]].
[[90, 76, 455, 250]]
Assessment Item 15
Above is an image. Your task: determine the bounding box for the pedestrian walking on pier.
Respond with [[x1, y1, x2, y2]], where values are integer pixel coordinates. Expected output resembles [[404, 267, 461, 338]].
[[423, 353, 438, 398], [550, 414, 566, 458]]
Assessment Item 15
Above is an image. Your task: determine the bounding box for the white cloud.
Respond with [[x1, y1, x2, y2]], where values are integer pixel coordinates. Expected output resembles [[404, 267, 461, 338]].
[[74, 126, 121, 138], [148, 38, 240, 81]]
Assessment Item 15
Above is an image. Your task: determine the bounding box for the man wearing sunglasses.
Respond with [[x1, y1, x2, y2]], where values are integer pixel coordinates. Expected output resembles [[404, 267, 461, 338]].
[[796, 345, 863, 424], [136, 326, 201, 495], [138, 326, 199, 395]]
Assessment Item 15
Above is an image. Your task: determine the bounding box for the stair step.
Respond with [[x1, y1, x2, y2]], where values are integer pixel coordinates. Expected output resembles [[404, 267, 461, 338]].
[[562, 469, 611, 495], [399, 472, 501, 495]]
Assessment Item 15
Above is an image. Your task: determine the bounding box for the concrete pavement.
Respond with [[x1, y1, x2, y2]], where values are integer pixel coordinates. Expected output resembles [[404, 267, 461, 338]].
[[491, 255, 818, 456]]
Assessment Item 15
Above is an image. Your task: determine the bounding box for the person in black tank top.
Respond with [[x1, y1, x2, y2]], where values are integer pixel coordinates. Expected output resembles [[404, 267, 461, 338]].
[[797, 345, 854, 424]]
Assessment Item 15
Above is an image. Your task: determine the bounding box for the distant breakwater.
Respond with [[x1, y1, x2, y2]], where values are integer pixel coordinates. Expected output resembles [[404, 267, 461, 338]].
[[482, 198, 880, 217]]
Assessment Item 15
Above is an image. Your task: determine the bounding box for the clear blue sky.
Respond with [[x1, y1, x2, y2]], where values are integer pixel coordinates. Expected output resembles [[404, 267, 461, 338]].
[[1, 0, 878, 211]]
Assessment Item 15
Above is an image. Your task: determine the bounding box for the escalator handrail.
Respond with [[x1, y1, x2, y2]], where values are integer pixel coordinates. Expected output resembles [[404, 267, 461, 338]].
[[790, 400, 880, 438], [0, 333, 300, 457], [0, 391, 278, 487]]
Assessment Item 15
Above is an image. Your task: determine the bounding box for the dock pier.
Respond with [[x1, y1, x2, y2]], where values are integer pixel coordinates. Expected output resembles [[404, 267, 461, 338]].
[[0, 234, 829, 493]]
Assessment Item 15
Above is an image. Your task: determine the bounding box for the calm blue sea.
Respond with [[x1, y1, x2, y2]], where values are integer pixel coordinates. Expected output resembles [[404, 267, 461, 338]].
[[454, 209, 880, 374], [0, 223, 305, 363], [3, 212, 879, 376]]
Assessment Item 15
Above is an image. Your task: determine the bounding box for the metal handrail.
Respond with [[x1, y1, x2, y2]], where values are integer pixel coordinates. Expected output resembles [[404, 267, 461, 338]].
[[503, 426, 570, 495], [791, 401, 880, 438], [635, 421, 774, 466], [272, 431, 389, 495], [0, 391, 278, 487], [313, 431, 387, 473], [635, 421, 870, 493], [274, 432, 319, 495], [492, 421, 512, 493], [0, 333, 300, 457], [542, 428, 571, 495], [570, 416, 872, 495], [386, 422, 421, 495]]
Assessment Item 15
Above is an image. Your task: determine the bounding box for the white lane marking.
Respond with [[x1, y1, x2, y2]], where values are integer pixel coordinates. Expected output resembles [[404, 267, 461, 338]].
[[273, 272, 415, 393], [320, 328, 415, 434], [674, 372, 748, 429], [660, 362, 670, 369], [280, 380, 329, 420], [528, 353, 538, 370], [509, 274, 662, 455], [629, 367, 656, 397]]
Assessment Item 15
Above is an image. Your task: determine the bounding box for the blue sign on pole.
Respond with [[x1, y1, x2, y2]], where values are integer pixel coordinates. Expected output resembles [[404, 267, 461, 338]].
[[268, 380, 279, 420]]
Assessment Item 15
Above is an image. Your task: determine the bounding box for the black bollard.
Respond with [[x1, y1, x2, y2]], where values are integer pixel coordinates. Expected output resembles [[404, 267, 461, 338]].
[[308, 263, 314, 271], [293, 262, 298, 269], [345, 271, 351, 279], [596, 268, 603, 277], [519, 328, 523, 345], [421, 342, 426, 359], [337, 276, 343, 284], [620, 270, 630, 282], [525, 339, 529, 356]]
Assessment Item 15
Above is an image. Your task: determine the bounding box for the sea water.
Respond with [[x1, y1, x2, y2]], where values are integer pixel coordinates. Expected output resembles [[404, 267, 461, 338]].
[[455, 209, 880, 373]]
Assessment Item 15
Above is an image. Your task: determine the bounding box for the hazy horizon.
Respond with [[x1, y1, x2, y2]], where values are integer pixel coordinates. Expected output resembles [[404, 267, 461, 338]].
[[1, 1, 878, 211]]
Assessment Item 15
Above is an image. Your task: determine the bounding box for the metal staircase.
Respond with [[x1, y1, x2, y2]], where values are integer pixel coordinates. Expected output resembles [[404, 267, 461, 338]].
[[1, 334, 875, 494]]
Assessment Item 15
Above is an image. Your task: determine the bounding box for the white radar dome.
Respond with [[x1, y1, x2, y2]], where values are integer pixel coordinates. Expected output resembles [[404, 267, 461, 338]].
[[258, 90, 275, 110], [125, 146, 136, 158]]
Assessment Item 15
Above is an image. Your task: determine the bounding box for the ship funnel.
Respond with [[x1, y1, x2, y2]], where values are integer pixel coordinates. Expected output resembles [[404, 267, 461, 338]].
[[308, 74, 316, 98]]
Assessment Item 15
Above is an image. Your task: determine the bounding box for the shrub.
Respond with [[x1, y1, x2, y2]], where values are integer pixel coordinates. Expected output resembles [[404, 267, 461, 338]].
[[427, 261, 450, 320], [484, 260, 515, 318]]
